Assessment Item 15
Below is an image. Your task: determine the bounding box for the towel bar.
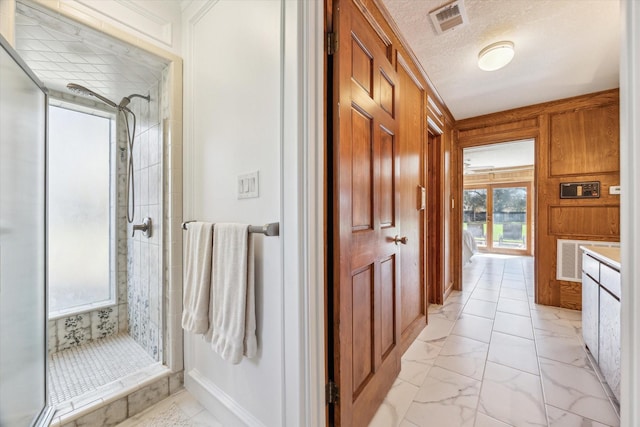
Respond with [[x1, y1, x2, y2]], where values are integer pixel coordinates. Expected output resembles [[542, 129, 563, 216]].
[[181, 220, 279, 237]]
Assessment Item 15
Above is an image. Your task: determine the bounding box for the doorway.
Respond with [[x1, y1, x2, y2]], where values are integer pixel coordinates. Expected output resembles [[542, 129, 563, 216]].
[[462, 140, 535, 259], [2, 0, 184, 423]]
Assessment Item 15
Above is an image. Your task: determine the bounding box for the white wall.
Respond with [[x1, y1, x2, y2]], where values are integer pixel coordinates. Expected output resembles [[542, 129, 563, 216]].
[[182, 1, 284, 425]]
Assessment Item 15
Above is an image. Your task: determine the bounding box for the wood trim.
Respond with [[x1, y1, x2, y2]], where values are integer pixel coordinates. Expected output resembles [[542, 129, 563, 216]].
[[396, 52, 424, 91], [427, 116, 443, 135], [456, 89, 619, 131], [427, 96, 445, 129], [458, 118, 539, 144], [352, 0, 393, 56]]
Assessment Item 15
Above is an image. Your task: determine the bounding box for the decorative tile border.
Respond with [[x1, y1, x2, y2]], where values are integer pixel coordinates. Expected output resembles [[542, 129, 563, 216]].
[[50, 306, 122, 354]]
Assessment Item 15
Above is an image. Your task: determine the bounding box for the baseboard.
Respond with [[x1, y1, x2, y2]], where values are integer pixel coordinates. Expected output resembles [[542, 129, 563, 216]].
[[185, 369, 266, 427]]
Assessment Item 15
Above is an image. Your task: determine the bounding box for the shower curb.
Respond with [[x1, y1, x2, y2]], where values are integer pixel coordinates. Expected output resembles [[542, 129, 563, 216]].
[[49, 367, 184, 427]]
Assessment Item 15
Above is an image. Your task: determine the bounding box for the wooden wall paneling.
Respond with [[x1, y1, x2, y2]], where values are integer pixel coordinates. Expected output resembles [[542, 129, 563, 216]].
[[456, 89, 619, 131], [456, 91, 621, 309], [549, 206, 621, 237], [535, 112, 558, 306], [559, 281, 582, 310], [458, 118, 539, 143], [549, 104, 620, 176]]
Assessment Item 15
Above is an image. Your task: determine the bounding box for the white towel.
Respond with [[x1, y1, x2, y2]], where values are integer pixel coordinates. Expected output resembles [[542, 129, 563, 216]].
[[181, 222, 214, 334], [208, 223, 257, 364]]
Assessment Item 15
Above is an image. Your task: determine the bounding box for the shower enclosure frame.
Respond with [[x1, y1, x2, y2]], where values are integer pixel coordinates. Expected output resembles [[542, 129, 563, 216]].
[[17, 0, 186, 374], [1, 2, 184, 423], [0, 35, 55, 426]]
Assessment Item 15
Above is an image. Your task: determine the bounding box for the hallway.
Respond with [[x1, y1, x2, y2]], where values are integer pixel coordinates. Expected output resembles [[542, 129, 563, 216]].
[[369, 254, 620, 427]]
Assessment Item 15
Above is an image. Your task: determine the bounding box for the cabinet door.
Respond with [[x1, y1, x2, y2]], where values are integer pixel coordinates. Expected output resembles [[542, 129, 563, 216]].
[[581, 272, 599, 361], [599, 288, 621, 401]]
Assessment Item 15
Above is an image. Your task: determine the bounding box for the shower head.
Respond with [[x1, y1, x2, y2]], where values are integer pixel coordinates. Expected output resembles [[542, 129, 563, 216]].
[[118, 97, 131, 109], [118, 93, 150, 109], [66, 83, 118, 109]]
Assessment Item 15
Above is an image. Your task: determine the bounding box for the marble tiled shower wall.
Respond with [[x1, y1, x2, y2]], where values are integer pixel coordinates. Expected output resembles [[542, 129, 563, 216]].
[[127, 77, 165, 361]]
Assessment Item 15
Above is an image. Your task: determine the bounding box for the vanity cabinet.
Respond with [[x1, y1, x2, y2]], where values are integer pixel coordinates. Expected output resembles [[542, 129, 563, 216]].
[[581, 272, 599, 360], [581, 247, 621, 402]]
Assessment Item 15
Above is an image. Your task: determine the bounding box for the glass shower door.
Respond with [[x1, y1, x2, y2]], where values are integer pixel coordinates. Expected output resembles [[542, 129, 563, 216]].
[[0, 35, 53, 426]]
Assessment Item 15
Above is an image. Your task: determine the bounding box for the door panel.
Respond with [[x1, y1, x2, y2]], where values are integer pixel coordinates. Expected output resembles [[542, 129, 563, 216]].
[[380, 255, 396, 357], [333, 1, 401, 425], [351, 266, 374, 395], [397, 58, 426, 351], [351, 107, 373, 230], [379, 128, 395, 226], [0, 36, 52, 427]]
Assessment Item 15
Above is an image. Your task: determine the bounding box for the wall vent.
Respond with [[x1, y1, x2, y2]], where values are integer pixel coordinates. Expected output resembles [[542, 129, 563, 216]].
[[556, 239, 620, 282], [429, 0, 468, 35]]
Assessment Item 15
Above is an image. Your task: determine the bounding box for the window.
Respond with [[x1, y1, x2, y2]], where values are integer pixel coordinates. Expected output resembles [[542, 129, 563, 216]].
[[48, 105, 113, 315]]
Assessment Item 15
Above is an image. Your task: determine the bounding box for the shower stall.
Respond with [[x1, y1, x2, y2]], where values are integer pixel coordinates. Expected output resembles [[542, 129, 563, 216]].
[[1, 1, 184, 425]]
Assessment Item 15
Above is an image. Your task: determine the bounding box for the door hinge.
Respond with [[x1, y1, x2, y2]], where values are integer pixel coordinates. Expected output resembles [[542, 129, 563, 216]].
[[326, 380, 340, 404], [327, 32, 338, 55]]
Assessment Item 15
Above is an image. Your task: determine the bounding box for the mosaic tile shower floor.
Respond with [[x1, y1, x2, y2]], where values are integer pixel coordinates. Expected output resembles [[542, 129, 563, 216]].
[[49, 333, 156, 405]]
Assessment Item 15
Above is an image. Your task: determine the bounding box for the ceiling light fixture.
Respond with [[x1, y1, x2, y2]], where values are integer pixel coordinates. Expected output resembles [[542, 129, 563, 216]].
[[478, 41, 514, 71]]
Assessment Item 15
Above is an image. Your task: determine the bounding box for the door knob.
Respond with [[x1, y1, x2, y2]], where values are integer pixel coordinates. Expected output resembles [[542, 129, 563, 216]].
[[393, 235, 408, 245]]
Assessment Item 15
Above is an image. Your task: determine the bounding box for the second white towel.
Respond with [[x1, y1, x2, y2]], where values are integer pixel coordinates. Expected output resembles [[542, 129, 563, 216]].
[[208, 223, 257, 364]]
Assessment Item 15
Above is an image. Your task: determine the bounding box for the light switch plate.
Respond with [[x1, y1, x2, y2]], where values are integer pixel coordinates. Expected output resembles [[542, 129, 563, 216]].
[[609, 185, 621, 195], [238, 171, 259, 199]]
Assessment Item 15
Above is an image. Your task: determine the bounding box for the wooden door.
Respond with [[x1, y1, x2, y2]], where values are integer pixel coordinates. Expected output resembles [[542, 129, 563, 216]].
[[331, 1, 401, 425], [397, 57, 426, 353]]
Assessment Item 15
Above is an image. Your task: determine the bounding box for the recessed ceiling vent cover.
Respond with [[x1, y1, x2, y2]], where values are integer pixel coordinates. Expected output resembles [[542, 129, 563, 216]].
[[429, 0, 468, 35]]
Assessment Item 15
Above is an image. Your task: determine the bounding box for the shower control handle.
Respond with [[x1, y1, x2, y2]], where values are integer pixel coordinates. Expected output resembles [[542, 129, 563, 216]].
[[132, 217, 152, 238]]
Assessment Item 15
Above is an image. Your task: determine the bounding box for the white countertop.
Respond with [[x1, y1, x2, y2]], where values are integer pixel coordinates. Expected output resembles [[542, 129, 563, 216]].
[[581, 245, 621, 270]]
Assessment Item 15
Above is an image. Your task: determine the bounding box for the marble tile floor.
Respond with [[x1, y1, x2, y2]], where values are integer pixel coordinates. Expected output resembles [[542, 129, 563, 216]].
[[115, 389, 221, 427], [369, 253, 620, 427]]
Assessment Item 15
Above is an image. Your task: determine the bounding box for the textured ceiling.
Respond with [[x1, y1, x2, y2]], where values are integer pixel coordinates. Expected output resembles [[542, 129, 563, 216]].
[[380, 0, 620, 120], [14, 1, 168, 104]]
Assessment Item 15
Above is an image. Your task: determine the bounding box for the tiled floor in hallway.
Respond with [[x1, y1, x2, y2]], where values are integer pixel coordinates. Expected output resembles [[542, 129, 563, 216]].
[[115, 389, 221, 427], [369, 254, 620, 427]]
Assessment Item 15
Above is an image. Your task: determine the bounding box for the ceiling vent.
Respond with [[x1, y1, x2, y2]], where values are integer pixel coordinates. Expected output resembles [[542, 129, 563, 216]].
[[429, 0, 468, 35]]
